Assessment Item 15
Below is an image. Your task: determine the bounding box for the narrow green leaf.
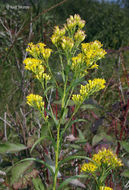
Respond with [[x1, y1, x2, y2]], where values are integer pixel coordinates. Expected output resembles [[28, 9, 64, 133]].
[[30, 136, 47, 153], [58, 155, 91, 168], [0, 142, 27, 154], [81, 104, 98, 110]]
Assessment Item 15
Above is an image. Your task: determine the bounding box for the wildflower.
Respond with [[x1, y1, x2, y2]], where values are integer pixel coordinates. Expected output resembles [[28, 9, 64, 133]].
[[74, 29, 86, 43], [61, 36, 74, 51], [72, 94, 83, 104], [92, 148, 123, 168], [26, 42, 52, 61], [35, 65, 51, 81], [81, 40, 107, 67], [23, 58, 42, 72], [51, 26, 65, 45], [71, 53, 86, 77], [80, 78, 106, 96], [66, 14, 85, 31], [72, 78, 106, 104], [71, 40, 106, 77], [99, 186, 113, 190], [26, 94, 44, 110], [23, 58, 51, 82], [81, 162, 97, 173], [41, 48, 52, 61], [26, 42, 40, 58]]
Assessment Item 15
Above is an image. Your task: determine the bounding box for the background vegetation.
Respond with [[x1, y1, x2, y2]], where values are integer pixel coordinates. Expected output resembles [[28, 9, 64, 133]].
[[0, 0, 129, 189]]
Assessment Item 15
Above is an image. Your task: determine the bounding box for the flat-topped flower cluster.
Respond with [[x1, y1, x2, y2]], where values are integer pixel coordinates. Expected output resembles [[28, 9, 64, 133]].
[[81, 148, 123, 174]]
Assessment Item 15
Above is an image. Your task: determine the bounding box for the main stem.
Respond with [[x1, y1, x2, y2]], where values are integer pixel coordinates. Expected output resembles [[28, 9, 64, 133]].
[[53, 123, 60, 190]]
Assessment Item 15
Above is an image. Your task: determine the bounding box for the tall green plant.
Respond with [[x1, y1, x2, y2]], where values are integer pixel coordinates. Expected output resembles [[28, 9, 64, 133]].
[[21, 14, 123, 189]]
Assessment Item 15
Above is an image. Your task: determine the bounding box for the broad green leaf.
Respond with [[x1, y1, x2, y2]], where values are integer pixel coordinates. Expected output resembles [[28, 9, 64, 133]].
[[32, 176, 45, 190], [20, 158, 54, 177], [92, 132, 113, 146], [57, 174, 88, 190], [121, 169, 129, 178], [77, 128, 85, 139], [10, 161, 33, 185], [0, 142, 27, 154], [121, 141, 129, 153]]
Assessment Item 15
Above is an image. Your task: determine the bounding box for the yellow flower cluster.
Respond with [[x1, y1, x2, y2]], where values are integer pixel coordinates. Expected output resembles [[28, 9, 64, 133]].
[[82, 40, 106, 65], [72, 78, 106, 104], [51, 26, 66, 45], [74, 29, 86, 44], [51, 14, 86, 51], [26, 42, 52, 61], [61, 36, 74, 51], [71, 40, 106, 77], [81, 148, 123, 174], [92, 148, 123, 168], [81, 162, 97, 173], [99, 186, 113, 190], [23, 58, 42, 72], [26, 94, 44, 110], [23, 58, 51, 81], [65, 14, 85, 31]]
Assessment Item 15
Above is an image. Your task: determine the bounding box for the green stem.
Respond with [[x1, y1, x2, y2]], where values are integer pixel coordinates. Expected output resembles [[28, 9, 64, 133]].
[[62, 75, 68, 109], [60, 104, 81, 141], [53, 122, 61, 190]]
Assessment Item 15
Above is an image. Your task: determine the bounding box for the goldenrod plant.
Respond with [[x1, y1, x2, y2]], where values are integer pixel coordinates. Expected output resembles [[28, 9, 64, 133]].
[[22, 14, 121, 189]]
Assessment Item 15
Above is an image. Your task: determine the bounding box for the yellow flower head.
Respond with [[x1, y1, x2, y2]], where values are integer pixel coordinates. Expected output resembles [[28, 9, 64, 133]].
[[51, 26, 66, 45], [23, 58, 42, 72], [23, 58, 51, 82], [81, 162, 97, 173], [26, 43, 40, 58], [74, 29, 86, 43], [35, 65, 51, 81], [72, 94, 83, 104], [92, 148, 123, 168], [26, 42, 52, 61], [72, 78, 106, 104], [26, 94, 44, 110], [66, 14, 85, 31], [99, 186, 113, 190], [61, 36, 74, 51], [71, 53, 85, 77], [81, 40, 107, 65]]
